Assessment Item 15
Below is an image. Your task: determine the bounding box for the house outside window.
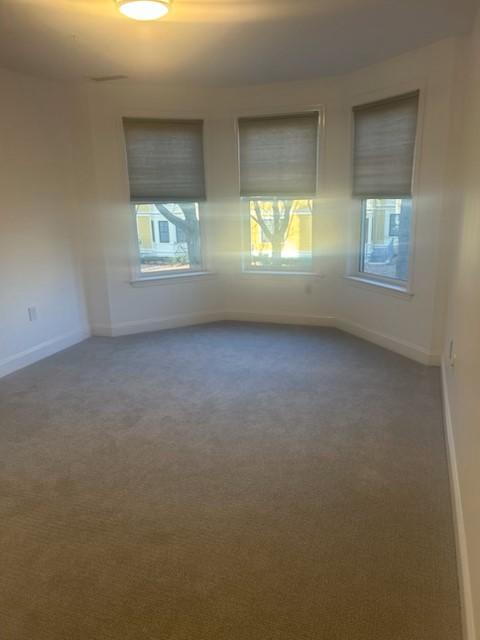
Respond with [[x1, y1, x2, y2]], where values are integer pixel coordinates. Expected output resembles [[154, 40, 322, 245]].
[[135, 203, 200, 275], [360, 198, 411, 282]]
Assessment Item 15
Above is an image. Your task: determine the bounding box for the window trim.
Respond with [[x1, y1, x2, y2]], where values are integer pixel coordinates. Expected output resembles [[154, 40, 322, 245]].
[[345, 80, 425, 295], [343, 274, 414, 299], [130, 271, 216, 287], [131, 201, 206, 281]]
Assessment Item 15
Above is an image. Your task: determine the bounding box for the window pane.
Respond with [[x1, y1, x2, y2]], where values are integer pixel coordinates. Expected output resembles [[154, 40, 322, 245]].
[[360, 198, 411, 281], [135, 202, 201, 275], [248, 199, 312, 271], [158, 221, 170, 243]]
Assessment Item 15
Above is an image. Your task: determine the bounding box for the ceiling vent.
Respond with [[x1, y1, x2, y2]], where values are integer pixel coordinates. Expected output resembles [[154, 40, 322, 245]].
[[89, 75, 128, 82]]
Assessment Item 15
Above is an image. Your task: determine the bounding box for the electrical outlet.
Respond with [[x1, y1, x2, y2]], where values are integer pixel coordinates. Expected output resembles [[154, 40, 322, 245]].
[[27, 306, 37, 322]]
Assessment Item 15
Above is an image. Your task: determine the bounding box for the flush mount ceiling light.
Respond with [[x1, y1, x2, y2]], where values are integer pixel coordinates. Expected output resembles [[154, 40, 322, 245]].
[[116, 0, 171, 21]]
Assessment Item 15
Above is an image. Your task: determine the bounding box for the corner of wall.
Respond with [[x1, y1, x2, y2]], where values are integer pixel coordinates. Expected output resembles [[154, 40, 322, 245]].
[[440, 359, 477, 640], [0, 327, 91, 380]]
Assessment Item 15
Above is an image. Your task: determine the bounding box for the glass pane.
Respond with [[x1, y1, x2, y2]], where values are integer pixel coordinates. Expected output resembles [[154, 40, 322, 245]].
[[135, 203, 201, 275], [360, 198, 411, 282], [249, 199, 312, 271]]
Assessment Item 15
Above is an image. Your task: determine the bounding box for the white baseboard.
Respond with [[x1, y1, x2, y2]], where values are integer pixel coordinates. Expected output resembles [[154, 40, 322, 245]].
[[91, 311, 226, 338], [221, 314, 437, 365], [0, 327, 91, 379], [441, 360, 476, 640], [5, 313, 436, 374], [92, 311, 438, 365], [337, 317, 439, 365], [223, 310, 337, 327]]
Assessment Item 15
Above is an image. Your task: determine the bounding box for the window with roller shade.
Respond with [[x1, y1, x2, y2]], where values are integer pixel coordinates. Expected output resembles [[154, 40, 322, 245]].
[[123, 118, 205, 276], [352, 92, 419, 285], [238, 112, 319, 271]]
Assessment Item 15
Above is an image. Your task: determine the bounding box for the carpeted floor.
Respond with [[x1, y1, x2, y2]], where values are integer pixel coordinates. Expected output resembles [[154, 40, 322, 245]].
[[0, 322, 461, 639]]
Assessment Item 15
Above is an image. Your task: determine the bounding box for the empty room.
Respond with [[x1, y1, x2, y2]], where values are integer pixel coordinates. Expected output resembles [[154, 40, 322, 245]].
[[1, 0, 480, 638]]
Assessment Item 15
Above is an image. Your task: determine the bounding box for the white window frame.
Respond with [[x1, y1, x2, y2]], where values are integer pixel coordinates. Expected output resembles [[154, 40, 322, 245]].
[[234, 104, 325, 276], [345, 82, 425, 296]]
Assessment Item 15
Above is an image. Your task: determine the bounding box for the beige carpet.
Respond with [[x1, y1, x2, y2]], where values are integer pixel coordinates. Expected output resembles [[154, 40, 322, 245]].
[[0, 323, 461, 639]]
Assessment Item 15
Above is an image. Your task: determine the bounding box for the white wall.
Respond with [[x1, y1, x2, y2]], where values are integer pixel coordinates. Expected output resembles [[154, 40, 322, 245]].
[[208, 80, 341, 328], [335, 38, 456, 363], [84, 38, 457, 363], [0, 69, 89, 377], [442, 14, 480, 640]]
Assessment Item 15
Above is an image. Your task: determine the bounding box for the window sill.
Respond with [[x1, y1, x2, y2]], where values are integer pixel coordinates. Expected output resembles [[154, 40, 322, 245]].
[[130, 271, 216, 287], [242, 270, 320, 277], [344, 275, 413, 299]]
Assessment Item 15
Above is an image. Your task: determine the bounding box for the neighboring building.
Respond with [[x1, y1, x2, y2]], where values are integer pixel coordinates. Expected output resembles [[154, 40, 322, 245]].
[[360, 198, 411, 281], [136, 204, 189, 269], [363, 198, 402, 264]]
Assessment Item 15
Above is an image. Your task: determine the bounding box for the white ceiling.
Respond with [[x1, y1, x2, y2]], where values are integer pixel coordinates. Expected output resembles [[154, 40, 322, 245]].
[[0, 0, 476, 86]]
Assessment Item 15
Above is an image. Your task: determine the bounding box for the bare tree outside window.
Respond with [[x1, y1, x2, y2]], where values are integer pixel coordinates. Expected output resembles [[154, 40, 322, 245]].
[[248, 198, 313, 271], [152, 203, 201, 267], [134, 202, 202, 275]]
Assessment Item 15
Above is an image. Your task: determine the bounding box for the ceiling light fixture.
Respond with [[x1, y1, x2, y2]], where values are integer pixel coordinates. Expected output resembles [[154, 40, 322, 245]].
[[116, 0, 171, 21]]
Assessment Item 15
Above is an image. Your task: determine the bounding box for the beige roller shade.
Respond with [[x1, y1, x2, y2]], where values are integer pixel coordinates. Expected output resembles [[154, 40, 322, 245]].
[[123, 118, 206, 202], [238, 112, 319, 198], [353, 91, 419, 198]]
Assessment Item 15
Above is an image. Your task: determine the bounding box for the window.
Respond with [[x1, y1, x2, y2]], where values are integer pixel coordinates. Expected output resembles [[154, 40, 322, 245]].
[[135, 203, 201, 275], [352, 92, 419, 286], [123, 118, 206, 277], [158, 221, 170, 243], [248, 199, 312, 270], [238, 112, 319, 272], [360, 198, 411, 282]]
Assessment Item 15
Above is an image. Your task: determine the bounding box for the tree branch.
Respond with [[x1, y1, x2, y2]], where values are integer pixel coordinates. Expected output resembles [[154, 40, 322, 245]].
[[251, 200, 274, 242], [152, 204, 189, 233], [279, 199, 293, 236], [272, 200, 281, 237]]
